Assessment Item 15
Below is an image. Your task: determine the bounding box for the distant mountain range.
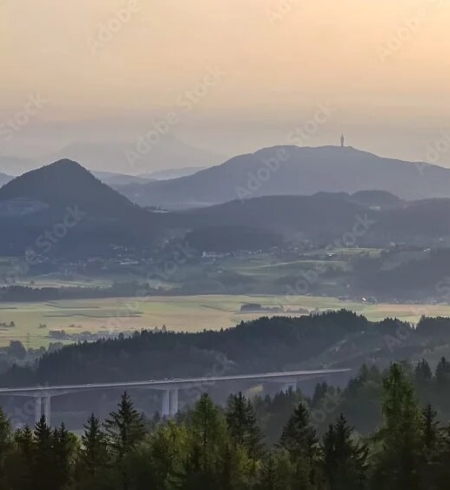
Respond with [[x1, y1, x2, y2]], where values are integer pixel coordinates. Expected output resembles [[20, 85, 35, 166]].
[[92, 171, 153, 186], [0, 134, 223, 176], [140, 166, 205, 181], [4, 150, 450, 258], [113, 146, 450, 209]]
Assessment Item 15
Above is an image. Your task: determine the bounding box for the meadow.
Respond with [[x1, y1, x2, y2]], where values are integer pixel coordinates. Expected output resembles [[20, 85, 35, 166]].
[[0, 294, 449, 348]]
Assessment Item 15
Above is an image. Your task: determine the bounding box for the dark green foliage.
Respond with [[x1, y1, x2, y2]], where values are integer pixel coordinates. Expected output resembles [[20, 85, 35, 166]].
[[104, 392, 146, 490], [3, 369, 450, 488], [226, 392, 264, 457], [321, 414, 368, 490]]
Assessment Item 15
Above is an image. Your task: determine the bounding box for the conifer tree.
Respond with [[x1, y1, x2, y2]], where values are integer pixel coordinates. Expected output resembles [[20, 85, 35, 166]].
[[226, 392, 264, 457], [322, 414, 368, 490], [79, 413, 110, 482], [256, 451, 290, 490], [33, 415, 55, 490], [374, 363, 423, 490], [52, 423, 76, 490], [11, 425, 34, 490], [104, 392, 146, 490], [0, 407, 12, 487], [279, 402, 319, 487]]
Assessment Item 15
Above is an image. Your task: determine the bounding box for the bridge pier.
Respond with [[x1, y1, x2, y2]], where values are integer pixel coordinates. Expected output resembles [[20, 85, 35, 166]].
[[161, 389, 179, 418], [162, 390, 170, 418], [44, 396, 51, 426], [34, 396, 42, 424], [34, 395, 52, 425], [169, 389, 179, 417], [281, 381, 297, 393]]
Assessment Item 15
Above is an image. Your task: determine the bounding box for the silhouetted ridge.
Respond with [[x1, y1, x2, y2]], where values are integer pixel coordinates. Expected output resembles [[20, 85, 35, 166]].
[[0, 159, 135, 214], [0, 160, 158, 256], [115, 145, 450, 209]]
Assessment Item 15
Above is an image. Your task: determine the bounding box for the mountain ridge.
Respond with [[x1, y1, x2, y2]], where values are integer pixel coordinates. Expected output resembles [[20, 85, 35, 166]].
[[113, 145, 450, 209]]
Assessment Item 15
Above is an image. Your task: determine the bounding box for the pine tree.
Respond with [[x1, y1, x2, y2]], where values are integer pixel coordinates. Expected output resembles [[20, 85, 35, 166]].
[[104, 392, 146, 458], [279, 402, 318, 460], [322, 414, 368, 490], [374, 363, 423, 490], [279, 402, 319, 487], [33, 415, 55, 490], [79, 413, 110, 488], [11, 426, 34, 490], [256, 451, 291, 490], [184, 394, 229, 488], [0, 407, 12, 487], [104, 392, 146, 490], [52, 423, 76, 490], [226, 392, 264, 457], [422, 404, 440, 453]]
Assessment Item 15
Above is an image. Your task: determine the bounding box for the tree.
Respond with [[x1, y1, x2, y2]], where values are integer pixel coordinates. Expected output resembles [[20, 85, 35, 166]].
[[32, 415, 55, 490], [0, 408, 12, 488], [226, 392, 264, 457], [184, 394, 229, 488], [11, 426, 34, 490], [279, 402, 319, 487], [78, 413, 110, 489], [322, 414, 368, 490], [52, 423, 76, 490], [104, 392, 146, 490], [256, 451, 291, 490], [373, 363, 423, 490]]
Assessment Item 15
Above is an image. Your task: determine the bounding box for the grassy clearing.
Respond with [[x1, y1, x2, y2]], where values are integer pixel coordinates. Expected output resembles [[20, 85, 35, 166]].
[[0, 295, 449, 348]]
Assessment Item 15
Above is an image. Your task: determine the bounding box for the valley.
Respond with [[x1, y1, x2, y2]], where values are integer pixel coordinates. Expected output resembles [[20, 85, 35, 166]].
[[0, 293, 449, 348]]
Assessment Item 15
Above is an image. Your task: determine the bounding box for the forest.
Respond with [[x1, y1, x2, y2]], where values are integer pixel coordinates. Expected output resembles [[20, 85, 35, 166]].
[[0, 362, 449, 489]]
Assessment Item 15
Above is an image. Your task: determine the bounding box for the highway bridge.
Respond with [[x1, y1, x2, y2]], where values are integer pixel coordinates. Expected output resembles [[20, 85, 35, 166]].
[[0, 368, 351, 425]]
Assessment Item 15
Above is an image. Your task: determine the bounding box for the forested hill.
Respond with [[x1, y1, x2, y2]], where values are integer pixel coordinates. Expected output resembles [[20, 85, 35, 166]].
[[3, 310, 450, 388]]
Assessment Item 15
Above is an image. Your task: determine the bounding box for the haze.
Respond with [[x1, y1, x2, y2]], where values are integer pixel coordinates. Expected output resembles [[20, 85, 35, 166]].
[[1, 0, 450, 168]]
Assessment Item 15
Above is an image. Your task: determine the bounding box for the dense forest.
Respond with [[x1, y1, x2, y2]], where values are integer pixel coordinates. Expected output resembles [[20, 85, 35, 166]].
[[0, 363, 450, 489]]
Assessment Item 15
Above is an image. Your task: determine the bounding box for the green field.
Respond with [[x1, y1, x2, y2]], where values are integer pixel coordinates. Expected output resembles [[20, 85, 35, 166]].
[[0, 295, 449, 348]]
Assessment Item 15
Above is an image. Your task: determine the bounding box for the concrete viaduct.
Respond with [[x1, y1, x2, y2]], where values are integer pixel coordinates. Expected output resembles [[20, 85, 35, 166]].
[[0, 368, 350, 425]]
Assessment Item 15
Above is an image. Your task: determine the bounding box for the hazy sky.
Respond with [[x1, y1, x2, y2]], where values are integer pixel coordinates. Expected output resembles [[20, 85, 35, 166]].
[[1, 0, 450, 169]]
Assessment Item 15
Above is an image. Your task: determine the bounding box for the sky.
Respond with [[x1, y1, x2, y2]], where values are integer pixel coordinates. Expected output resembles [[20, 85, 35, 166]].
[[1, 0, 450, 171]]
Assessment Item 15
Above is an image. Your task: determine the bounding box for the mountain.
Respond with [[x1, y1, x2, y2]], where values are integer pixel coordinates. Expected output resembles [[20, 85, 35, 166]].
[[141, 167, 205, 180], [39, 135, 224, 174], [93, 170, 152, 186], [0, 172, 13, 187], [163, 192, 450, 252], [0, 155, 35, 176], [0, 160, 159, 257], [115, 146, 450, 209]]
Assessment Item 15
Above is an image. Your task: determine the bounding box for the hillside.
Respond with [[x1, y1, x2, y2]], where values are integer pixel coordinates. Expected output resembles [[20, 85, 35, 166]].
[[0, 160, 159, 256], [0, 172, 12, 187], [93, 170, 152, 186], [162, 192, 450, 252], [116, 146, 450, 208]]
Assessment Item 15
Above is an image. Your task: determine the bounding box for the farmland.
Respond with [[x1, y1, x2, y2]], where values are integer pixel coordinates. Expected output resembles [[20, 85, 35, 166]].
[[0, 294, 449, 348]]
